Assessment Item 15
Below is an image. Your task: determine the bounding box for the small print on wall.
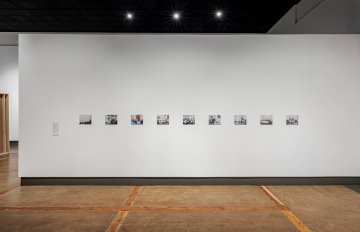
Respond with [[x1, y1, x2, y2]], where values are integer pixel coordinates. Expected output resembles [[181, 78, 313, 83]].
[[183, 115, 195, 125], [209, 115, 221, 125], [260, 115, 273, 125], [105, 115, 117, 125], [234, 115, 247, 125], [157, 115, 169, 125], [79, 114, 92, 125], [286, 115, 299, 125], [131, 114, 143, 125]]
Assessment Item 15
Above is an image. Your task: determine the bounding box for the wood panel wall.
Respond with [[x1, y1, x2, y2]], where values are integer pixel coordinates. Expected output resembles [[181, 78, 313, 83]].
[[0, 93, 9, 154]]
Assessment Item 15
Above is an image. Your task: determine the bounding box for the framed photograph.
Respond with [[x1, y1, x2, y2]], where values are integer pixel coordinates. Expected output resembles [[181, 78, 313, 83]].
[[209, 115, 221, 125], [157, 114, 169, 125], [105, 115, 117, 125], [131, 114, 143, 125], [260, 115, 273, 125], [79, 114, 92, 125], [234, 115, 247, 125], [183, 115, 195, 125], [286, 115, 299, 125]]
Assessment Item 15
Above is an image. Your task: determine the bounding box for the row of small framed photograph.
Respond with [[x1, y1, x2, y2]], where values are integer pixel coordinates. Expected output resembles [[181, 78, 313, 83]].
[[79, 114, 299, 125]]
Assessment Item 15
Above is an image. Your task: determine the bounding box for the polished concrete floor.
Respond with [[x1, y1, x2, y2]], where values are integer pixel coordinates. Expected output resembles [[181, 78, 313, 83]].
[[0, 146, 359, 232]]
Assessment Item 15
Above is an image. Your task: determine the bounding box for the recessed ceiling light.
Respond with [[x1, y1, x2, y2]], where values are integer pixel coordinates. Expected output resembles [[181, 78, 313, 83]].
[[126, 12, 133, 20], [215, 10, 223, 18], [173, 12, 180, 20]]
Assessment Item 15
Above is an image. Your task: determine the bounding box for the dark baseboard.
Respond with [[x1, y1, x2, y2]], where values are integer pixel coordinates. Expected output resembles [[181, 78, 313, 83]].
[[21, 177, 360, 186]]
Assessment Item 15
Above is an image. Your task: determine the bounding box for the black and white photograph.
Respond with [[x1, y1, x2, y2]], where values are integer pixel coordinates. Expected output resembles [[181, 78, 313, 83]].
[[286, 115, 299, 125], [131, 114, 143, 125], [79, 114, 92, 125], [234, 115, 247, 125], [157, 115, 169, 125], [183, 115, 195, 125], [209, 115, 221, 125], [105, 115, 117, 125], [260, 115, 273, 125]]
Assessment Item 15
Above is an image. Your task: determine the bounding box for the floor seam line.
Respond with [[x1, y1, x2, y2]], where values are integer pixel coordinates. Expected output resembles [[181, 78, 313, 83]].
[[123, 186, 143, 210], [0, 205, 282, 212], [105, 186, 143, 232], [260, 186, 312, 232], [105, 211, 128, 232], [128, 205, 281, 212], [0, 185, 19, 196], [0, 207, 120, 212]]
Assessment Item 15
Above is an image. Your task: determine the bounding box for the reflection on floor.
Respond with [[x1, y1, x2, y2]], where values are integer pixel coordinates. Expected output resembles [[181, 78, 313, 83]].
[[346, 185, 360, 194], [0, 147, 359, 232]]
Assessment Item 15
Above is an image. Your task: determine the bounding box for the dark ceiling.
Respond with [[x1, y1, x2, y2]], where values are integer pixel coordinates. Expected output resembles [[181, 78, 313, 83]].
[[0, 0, 300, 33]]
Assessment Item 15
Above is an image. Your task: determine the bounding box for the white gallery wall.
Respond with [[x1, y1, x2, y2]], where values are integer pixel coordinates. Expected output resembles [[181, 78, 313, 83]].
[[269, 0, 360, 34], [0, 46, 18, 141], [19, 34, 360, 177]]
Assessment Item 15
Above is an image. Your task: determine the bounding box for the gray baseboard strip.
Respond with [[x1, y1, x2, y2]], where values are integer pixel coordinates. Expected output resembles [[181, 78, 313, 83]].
[[21, 177, 360, 186]]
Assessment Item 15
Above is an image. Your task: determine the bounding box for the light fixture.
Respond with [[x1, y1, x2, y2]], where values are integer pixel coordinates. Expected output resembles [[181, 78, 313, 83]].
[[126, 12, 133, 20], [173, 12, 180, 20], [215, 10, 223, 18]]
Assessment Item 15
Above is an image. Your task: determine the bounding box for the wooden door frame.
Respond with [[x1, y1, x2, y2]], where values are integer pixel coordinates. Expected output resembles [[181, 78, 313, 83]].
[[0, 93, 10, 155]]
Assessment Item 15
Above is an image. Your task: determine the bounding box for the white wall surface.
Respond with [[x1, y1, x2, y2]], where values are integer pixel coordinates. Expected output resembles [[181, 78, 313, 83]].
[[268, 6, 296, 34], [269, 0, 360, 34], [0, 33, 19, 46], [0, 46, 18, 141], [296, 0, 325, 21], [19, 34, 360, 177]]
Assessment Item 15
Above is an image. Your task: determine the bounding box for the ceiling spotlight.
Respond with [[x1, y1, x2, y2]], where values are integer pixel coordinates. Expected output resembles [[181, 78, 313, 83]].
[[126, 12, 133, 20], [173, 12, 180, 20], [215, 10, 223, 18]]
